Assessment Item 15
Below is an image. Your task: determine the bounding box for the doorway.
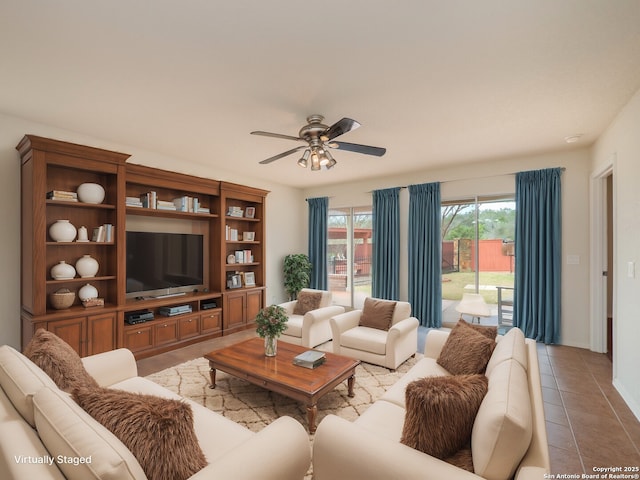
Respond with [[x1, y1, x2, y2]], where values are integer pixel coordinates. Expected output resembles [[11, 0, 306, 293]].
[[590, 162, 614, 358], [606, 174, 613, 361]]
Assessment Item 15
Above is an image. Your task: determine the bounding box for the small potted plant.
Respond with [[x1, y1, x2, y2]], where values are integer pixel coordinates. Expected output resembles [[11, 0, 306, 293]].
[[255, 305, 289, 356], [283, 254, 312, 301]]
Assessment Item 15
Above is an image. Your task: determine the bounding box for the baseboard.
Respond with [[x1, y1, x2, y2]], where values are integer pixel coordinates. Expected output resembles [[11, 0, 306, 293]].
[[613, 377, 640, 423]]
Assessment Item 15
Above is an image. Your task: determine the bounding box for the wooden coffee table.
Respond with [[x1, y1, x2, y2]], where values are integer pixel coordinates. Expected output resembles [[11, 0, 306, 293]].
[[204, 337, 360, 433]]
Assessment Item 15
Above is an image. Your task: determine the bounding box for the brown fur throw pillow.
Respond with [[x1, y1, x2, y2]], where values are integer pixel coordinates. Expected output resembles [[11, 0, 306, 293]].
[[23, 328, 99, 392], [400, 375, 488, 460], [437, 320, 496, 374], [458, 318, 497, 340], [293, 290, 323, 315], [446, 447, 474, 472], [359, 297, 397, 331], [73, 387, 207, 480]]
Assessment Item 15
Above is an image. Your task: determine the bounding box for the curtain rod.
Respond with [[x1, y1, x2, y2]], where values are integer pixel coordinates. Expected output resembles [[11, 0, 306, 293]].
[[366, 167, 566, 192]]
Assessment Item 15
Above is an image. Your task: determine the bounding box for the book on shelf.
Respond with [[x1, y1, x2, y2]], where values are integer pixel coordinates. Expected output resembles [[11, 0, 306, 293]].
[[227, 206, 244, 217], [91, 224, 114, 242], [126, 196, 143, 207], [173, 196, 190, 212], [140, 191, 157, 209], [47, 190, 78, 201], [92, 225, 104, 242], [234, 249, 253, 263], [226, 225, 239, 241], [293, 350, 326, 369], [156, 200, 177, 211], [173, 196, 205, 213], [104, 224, 114, 242]]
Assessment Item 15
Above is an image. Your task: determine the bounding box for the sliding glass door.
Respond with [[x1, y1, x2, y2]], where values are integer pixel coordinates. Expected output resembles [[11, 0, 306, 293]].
[[441, 197, 515, 324], [328, 206, 373, 308]]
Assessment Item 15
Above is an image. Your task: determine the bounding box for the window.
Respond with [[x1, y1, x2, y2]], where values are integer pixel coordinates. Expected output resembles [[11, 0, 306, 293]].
[[328, 206, 372, 308]]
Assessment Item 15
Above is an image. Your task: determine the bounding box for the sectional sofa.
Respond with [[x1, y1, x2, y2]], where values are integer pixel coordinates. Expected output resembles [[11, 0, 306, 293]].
[[313, 327, 550, 480], [0, 344, 311, 480], [2, 325, 549, 480]]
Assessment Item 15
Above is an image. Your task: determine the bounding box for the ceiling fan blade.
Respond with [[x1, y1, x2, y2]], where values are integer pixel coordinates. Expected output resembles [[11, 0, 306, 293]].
[[321, 117, 361, 141], [330, 141, 386, 157], [251, 131, 305, 142], [259, 146, 307, 164]]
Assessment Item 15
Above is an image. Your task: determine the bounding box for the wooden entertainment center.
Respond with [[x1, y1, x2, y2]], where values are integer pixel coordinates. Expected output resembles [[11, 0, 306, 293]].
[[18, 135, 268, 359]]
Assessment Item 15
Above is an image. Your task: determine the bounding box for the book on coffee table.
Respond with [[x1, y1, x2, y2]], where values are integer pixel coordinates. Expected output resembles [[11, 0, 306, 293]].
[[293, 350, 326, 369]]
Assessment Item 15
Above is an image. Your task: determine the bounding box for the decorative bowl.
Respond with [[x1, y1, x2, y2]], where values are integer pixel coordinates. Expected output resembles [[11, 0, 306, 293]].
[[77, 183, 105, 204], [50, 288, 75, 310]]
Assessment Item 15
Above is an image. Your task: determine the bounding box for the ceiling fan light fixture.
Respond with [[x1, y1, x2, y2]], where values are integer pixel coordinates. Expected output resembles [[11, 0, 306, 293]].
[[253, 114, 385, 169], [321, 149, 334, 168], [297, 149, 310, 168], [310, 153, 321, 171]]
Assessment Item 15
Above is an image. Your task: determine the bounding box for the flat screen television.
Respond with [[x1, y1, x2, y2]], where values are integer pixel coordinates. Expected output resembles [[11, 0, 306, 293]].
[[126, 231, 204, 298]]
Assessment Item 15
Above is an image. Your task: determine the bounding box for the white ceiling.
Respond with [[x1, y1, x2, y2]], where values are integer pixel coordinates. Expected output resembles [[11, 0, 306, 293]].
[[2, 0, 640, 188]]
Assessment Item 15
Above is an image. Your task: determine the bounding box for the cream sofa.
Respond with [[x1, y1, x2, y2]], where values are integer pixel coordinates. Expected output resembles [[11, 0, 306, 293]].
[[279, 288, 345, 348], [313, 327, 550, 480], [0, 345, 311, 480]]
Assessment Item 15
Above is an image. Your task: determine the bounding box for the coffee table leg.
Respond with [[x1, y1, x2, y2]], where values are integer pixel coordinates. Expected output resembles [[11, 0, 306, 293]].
[[347, 373, 356, 397], [307, 404, 318, 434], [209, 364, 217, 389]]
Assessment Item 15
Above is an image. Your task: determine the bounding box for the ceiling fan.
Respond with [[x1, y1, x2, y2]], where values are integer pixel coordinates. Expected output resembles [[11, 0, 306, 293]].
[[251, 114, 386, 171]]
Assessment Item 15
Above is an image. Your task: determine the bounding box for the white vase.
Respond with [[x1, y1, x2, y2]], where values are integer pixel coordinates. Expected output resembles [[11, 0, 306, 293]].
[[49, 220, 77, 242], [50, 261, 76, 280], [75, 255, 99, 278], [78, 283, 98, 301], [76, 226, 89, 242], [77, 183, 105, 204]]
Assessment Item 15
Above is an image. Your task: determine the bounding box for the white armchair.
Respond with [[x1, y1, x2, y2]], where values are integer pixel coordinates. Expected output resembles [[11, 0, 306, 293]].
[[330, 298, 419, 369], [279, 288, 345, 348]]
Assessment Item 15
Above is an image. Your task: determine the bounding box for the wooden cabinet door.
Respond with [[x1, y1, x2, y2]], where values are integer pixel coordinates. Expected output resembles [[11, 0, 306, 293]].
[[201, 309, 222, 335], [224, 291, 246, 330], [154, 319, 178, 346], [178, 314, 200, 340], [124, 326, 153, 353], [48, 317, 87, 356], [86, 313, 116, 355], [246, 289, 264, 324]]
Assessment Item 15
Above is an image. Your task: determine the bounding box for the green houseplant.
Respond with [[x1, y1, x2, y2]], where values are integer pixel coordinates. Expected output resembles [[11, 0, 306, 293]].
[[255, 305, 289, 356], [283, 254, 312, 300]]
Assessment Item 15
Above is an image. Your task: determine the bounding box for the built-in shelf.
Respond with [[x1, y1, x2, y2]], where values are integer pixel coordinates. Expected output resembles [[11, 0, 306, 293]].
[[19, 134, 268, 359]]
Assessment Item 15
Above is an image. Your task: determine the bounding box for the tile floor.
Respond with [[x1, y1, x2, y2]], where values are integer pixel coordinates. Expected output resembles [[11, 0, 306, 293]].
[[540, 343, 640, 474], [137, 330, 640, 474]]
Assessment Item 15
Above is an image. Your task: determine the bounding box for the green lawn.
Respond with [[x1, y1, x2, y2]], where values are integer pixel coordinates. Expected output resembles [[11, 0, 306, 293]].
[[441, 271, 514, 304]]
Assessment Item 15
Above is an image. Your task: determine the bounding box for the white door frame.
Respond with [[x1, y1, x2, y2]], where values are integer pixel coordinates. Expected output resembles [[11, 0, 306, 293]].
[[589, 157, 614, 353]]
